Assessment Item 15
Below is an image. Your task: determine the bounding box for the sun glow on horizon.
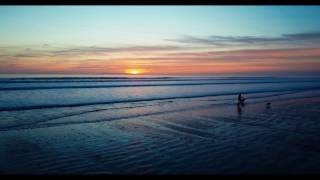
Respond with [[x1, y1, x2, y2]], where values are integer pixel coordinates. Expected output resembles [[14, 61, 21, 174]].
[[125, 68, 146, 75]]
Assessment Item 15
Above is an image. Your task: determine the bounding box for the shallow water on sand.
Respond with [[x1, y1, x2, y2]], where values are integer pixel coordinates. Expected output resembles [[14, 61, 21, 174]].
[[1, 76, 320, 174]]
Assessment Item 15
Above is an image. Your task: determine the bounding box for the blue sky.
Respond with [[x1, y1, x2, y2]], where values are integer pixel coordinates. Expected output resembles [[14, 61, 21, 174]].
[[1, 6, 320, 46]]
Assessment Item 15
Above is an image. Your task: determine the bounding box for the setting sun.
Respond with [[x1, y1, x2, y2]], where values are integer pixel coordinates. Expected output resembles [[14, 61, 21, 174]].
[[125, 68, 146, 75]]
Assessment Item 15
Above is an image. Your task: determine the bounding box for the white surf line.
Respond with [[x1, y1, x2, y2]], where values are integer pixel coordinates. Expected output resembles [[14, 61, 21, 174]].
[[0, 103, 215, 132], [0, 103, 160, 131]]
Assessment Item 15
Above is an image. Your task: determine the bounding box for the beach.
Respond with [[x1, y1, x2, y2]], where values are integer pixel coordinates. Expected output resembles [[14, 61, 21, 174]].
[[2, 5, 320, 175], [1, 76, 320, 174]]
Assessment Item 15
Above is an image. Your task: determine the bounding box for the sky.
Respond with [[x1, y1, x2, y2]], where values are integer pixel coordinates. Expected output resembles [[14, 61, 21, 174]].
[[1, 6, 320, 76]]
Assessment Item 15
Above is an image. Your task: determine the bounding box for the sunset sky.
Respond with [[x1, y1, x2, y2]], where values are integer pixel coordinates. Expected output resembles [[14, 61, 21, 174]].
[[1, 6, 320, 75]]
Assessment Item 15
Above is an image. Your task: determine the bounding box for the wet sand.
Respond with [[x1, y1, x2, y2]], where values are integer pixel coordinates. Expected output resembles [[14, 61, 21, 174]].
[[1, 91, 320, 174]]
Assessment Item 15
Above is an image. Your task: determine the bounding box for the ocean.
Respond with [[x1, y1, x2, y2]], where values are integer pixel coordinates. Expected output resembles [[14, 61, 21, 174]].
[[1, 75, 320, 111], [1, 75, 320, 174]]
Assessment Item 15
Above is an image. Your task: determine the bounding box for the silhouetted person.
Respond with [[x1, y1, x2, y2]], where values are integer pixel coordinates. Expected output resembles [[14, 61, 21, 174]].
[[238, 93, 245, 104], [237, 93, 245, 117]]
